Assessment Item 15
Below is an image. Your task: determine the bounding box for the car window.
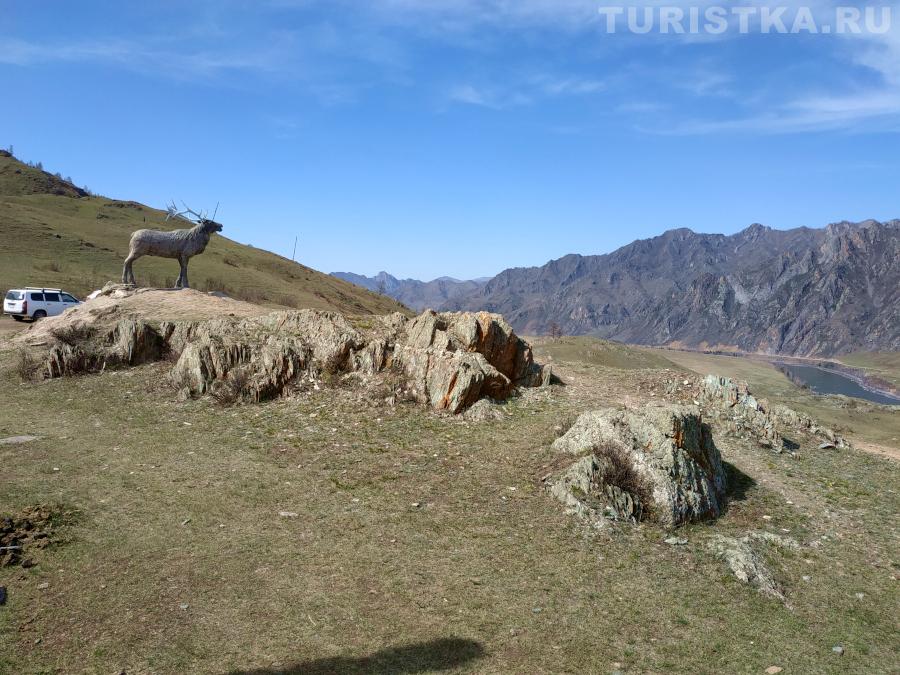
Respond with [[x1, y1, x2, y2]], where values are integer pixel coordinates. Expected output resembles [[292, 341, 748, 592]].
[[29, 292, 45, 301], [44, 292, 61, 302], [61, 293, 78, 303], [5, 291, 24, 301]]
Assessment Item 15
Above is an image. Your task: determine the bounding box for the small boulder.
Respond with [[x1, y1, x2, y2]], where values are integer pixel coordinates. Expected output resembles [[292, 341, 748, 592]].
[[708, 532, 799, 602], [463, 399, 505, 422], [0, 436, 39, 446], [549, 406, 727, 528]]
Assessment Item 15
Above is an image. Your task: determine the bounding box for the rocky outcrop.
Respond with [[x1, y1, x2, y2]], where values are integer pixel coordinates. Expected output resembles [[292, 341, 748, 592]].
[[700, 375, 781, 449], [549, 406, 727, 528], [708, 532, 799, 602], [770, 406, 852, 449], [34, 307, 549, 413], [166, 310, 387, 402], [397, 311, 548, 412], [45, 319, 166, 378], [699, 374, 852, 451]]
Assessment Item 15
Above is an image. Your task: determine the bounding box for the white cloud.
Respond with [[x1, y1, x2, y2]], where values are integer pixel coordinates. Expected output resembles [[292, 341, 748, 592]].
[[0, 35, 293, 78], [645, 90, 900, 135], [3, 0, 899, 135], [446, 74, 605, 108]]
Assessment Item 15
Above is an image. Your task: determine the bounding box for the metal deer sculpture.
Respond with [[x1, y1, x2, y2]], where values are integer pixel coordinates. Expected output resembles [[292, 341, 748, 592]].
[[122, 202, 223, 289]]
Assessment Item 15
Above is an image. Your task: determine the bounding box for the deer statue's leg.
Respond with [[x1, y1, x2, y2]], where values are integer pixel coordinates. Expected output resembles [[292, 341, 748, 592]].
[[123, 254, 137, 285], [177, 258, 189, 289]]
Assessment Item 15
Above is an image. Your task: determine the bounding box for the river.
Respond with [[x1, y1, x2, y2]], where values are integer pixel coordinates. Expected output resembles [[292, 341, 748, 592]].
[[775, 363, 900, 406]]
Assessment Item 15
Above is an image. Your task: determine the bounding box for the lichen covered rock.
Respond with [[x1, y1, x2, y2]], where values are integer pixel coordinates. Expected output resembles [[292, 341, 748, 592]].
[[708, 532, 799, 602], [700, 374, 852, 450], [34, 305, 548, 413], [700, 375, 780, 448], [549, 406, 727, 528]]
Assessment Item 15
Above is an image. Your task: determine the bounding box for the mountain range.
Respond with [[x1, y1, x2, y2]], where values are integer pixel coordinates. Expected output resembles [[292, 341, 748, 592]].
[[331, 271, 488, 311], [341, 221, 900, 357], [3, 147, 895, 357]]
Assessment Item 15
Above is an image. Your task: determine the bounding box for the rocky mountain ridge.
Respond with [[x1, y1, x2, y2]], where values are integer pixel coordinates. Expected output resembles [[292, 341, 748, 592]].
[[444, 220, 900, 356]]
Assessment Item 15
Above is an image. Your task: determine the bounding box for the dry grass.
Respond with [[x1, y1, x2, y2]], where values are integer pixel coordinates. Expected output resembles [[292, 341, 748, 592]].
[[11, 348, 41, 382], [49, 323, 96, 347], [1, 338, 898, 673]]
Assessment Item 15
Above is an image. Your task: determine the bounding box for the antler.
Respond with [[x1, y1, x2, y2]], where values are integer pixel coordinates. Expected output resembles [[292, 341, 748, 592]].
[[166, 200, 209, 224]]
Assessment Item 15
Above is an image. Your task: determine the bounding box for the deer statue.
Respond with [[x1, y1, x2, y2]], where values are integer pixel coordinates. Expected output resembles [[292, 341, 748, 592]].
[[122, 202, 223, 289]]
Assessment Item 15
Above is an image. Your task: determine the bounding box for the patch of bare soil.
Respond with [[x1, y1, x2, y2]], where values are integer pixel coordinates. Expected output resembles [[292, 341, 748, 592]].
[[1, 504, 74, 568], [8, 286, 269, 349], [852, 441, 900, 461], [0, 316, 28, 341]]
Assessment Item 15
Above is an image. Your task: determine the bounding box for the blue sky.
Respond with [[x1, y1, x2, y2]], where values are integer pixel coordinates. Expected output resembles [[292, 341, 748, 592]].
[[2, 1, 899, 280]]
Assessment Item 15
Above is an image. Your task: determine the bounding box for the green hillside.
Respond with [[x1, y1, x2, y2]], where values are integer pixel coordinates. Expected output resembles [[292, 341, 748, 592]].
[[0, 151, 409, 315]]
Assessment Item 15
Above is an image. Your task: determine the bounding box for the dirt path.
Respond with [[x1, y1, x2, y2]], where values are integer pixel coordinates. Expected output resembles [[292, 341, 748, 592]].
[[0, 316, 28, 341], [851, 441, 900, 461]]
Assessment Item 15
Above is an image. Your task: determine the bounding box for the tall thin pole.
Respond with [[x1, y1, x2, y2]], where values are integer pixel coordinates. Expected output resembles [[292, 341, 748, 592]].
[[291, 236, 298, 262]]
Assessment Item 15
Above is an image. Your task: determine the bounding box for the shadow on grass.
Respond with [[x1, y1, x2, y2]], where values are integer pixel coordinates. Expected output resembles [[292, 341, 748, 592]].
[[723, 460, 756, 502], [227, 637, 486, 675]]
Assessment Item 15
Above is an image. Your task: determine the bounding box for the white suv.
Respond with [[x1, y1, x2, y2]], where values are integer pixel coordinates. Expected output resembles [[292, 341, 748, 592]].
[[3, 288, 81, 321]]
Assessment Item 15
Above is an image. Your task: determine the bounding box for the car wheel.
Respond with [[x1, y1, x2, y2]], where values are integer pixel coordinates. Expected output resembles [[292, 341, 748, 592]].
[[31, 310, 47, 321]]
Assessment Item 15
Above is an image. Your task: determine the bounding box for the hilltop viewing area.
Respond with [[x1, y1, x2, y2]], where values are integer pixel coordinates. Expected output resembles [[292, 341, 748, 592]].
[[2, 2, 899, 673]]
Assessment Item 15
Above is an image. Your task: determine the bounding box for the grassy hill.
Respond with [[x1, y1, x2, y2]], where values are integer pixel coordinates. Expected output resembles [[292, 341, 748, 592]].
[[0, 151, 408, 315]]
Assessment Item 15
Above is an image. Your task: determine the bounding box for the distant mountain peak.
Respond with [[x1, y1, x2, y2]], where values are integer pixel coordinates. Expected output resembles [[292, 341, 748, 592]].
[[742, 222, 770, 233], [443, 219, 899, 357], [330, 272, 489, 311]]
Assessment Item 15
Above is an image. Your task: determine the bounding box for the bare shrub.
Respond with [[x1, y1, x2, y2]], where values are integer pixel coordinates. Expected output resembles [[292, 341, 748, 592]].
[[13, 349, 42, 382], [592, 443, 655, 522], [233, 287, 267, 304], [548, 321, 564, 341], [201, 276, 230, 294], [372, 364, 417, 405], [50, 324, 96, 347], [36, 261, 62, 273], [275, 294, 302, 309], [318, 352, 350, 388], [211, 369, 250, 407]]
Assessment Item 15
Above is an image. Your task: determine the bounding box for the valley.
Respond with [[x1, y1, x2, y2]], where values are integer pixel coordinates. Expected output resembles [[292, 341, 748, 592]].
[[2, 326, 898, 673]]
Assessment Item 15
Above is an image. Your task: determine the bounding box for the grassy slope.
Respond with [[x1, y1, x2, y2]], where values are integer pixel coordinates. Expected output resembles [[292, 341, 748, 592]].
[[657, 349, 900, 451], [0, 154, 408, 316], [533, 335, 681, 371], [837, 352, 900, 389], [1, 343, 898, 673]]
